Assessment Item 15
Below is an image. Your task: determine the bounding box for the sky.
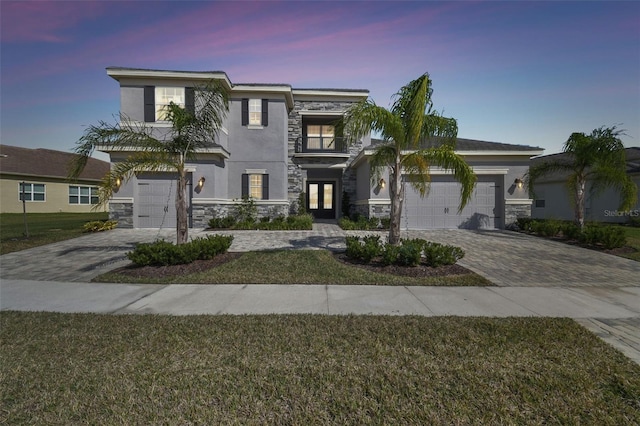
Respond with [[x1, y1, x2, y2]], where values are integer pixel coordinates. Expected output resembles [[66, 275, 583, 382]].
[[1, 0, 639, 162]]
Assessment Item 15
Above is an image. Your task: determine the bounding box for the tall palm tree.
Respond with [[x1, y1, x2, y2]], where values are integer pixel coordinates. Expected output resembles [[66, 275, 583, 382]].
[[526, 126, 637, 229], [344, 73, 476, 245], [69, 81, 229, 244]]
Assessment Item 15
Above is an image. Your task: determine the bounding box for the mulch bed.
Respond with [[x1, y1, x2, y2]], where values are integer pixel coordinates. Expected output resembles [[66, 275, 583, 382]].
[[111, 251, 473, 280]]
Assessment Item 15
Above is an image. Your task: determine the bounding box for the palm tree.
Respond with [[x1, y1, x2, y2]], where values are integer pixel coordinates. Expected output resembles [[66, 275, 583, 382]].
[[526, 125, 637, 229], [69, 81, 229, 244], [344, 73, 476, 245]]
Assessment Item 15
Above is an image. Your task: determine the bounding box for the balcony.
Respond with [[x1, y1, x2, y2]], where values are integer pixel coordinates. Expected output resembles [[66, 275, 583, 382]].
[[295, 136, 348, 154]]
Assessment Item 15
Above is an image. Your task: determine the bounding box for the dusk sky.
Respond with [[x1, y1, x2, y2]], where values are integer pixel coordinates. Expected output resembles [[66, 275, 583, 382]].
[[1, 1, 639, 162]]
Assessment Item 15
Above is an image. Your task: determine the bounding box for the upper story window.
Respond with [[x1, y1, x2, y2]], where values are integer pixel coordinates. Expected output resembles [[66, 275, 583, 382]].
[[242, 99, 268, 127], [155, 87, 185, 121], [249, 99, 261, 125], [19, 183, 45, 202], [306, 125, 335, 150], [144, 86, 192, 123], [69, 186, 99, 205]]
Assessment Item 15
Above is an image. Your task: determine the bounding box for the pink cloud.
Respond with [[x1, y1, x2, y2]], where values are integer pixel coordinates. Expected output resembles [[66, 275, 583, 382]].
[[1, 0, 108, 43]]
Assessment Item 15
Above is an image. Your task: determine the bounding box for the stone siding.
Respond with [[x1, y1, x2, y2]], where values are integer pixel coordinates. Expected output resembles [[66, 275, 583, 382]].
[[505, 203, 532, 228], [109, 202, 133, 228], [191, 202, 290, 228]]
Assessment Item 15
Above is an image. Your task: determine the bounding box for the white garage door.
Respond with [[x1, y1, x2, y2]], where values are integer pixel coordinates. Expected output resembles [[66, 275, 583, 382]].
[[136, 173, 190, 228], [403, 176, 500, 230]]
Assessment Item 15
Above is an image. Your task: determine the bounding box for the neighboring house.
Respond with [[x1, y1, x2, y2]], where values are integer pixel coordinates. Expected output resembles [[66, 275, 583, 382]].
[[0, 145, 109, 213], [531, 147, 640, 223], [102, 67, 543, 230]]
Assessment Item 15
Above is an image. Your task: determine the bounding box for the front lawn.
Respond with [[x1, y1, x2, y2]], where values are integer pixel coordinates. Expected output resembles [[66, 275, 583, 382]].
[[0, 212, 108, 255], [95, 249, 492, 286], [1, 312, 638, 424], [618, 225, 640, 261]]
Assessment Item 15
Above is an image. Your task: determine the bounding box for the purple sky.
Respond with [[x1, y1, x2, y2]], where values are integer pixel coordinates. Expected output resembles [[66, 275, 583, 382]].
[[2, 1, 639, 161]]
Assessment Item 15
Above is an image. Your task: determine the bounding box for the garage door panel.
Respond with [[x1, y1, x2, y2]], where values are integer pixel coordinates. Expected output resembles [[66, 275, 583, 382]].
[[135, 173, 189, 229], [404, 177, 499, 230]]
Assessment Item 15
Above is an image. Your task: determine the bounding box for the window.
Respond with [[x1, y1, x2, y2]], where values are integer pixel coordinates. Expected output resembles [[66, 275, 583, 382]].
[[306, 125, 335, 150], [535, 199, 545, 208], [241, 99, 268, 127], [69, 186, 99, 205], [18, 183, 45, 202], [249, 99, 261, 125], [155, 87, 185, 121], [242, 173, 269, 200]]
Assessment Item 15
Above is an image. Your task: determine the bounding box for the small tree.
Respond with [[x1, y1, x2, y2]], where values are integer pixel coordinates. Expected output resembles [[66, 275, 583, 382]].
[[526, 125, 637, 229], [344, 73, 476, 245], [69, 81, 229, 244]]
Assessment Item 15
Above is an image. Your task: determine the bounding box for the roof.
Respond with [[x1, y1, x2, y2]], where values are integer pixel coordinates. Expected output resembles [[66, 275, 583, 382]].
[[371, 137, 543, 152], [532, 147, 640, 174], [0, 145, 109, 181]]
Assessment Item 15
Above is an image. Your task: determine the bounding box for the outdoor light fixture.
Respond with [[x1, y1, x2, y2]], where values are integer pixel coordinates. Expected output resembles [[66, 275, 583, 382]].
[[379, 178, 386, 189], [115, 177, 121, 188], [514, 178, 524, 189], [198, 177, 206, 188]]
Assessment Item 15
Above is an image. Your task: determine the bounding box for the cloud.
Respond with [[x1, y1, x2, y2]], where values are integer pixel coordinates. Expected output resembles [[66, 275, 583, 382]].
[[0, 0, 108, 43]]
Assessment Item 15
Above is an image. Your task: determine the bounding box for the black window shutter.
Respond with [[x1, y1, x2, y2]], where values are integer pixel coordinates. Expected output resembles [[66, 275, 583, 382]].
[[241, 174, 249, 198], [241, 99, 249, 126], [262, 174, 269, 200], [261, 99, 268, 126], [144, 86, 155, 122], [185, 87, 195, 114]]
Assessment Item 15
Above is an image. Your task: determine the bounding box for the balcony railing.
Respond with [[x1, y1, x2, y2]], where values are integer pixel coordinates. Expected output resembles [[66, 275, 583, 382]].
[[295, 136, 348, 153]]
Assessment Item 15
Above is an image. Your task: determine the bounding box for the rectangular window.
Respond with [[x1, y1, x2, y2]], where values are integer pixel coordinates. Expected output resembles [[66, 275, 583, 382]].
[[19, 183, 45, 202], [155, 87, 185, 121], [249, 174, 263, 199], [535, 199, 545, 208], [306, 125, 335, 150], [249, 99, 262, 125], [69, 185, 99, 205]]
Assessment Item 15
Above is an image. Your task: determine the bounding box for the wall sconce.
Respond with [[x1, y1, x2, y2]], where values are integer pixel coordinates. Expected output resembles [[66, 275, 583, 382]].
[[514, 178, 523, 189], [379, 178, 386, 189], [115, 177, 121, 188], [198, 177, 206, 188]]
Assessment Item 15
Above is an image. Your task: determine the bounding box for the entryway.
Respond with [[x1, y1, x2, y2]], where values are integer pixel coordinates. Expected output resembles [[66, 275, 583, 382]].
[[307, 181, 335, 219]]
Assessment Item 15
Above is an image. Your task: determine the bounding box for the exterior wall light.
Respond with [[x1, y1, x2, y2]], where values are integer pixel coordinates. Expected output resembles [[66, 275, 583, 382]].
[[514, 178, 524, 189], [379, 178, 386, 189], [198, 177, 206, 188], [115, 177, 121, 188]]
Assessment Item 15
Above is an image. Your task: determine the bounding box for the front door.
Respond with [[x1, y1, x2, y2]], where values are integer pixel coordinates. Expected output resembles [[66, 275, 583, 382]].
[[307, 182, 335, 219]]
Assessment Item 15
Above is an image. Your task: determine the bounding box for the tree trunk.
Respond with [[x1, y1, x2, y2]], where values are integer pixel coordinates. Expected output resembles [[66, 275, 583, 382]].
[[388, 161, 403, 246], [575, 177, 586, 230], [176, 170, 189, 245]]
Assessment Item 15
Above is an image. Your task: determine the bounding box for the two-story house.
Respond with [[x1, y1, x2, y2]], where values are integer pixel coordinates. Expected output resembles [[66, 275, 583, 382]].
[[101, 67, 543, 230]]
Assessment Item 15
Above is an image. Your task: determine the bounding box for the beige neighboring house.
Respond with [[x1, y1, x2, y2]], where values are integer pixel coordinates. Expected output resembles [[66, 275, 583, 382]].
[[0, 145, 109, 214]]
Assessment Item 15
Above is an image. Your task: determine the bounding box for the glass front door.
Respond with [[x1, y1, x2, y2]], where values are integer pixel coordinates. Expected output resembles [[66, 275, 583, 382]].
[[307, 182, 335, 219]]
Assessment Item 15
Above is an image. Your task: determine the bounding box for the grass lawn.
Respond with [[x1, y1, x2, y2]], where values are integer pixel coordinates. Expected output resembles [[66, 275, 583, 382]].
[[618, 225, 640, 261], [95, 250, 492, 286], [1, 312, 639, 424], [0, 212, 108, 255]]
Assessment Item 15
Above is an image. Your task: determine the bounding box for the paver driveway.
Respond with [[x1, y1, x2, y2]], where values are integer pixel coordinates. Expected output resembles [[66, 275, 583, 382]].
[[0, 225, 638, 287]]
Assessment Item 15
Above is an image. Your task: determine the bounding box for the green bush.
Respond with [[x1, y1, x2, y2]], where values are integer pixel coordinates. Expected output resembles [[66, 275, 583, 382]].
[[560, 222, 581, 240], [629, 216, 640, 227], [579, 225, 626, 249], [381, 244, 401, 266], [422, 241, 465, 267], [345, 235, 382, 263], [83, 220, 118, 233], [380, 217, 391, 229], [208, 216, 236, 229], [127, 234, 234, 266], [233, 198, 258, 223], [396, 240, 422, 266], [516, 217, 534, 231]]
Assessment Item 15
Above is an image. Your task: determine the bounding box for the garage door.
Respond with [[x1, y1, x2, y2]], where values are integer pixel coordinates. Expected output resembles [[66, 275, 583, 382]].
[[403, 176, 500, 230], [136, 173, 190, 228]]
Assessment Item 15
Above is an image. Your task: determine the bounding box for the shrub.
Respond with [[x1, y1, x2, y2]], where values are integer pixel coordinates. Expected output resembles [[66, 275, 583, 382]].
[[516, 217, 534, 231], [422, 241, 465, 267], [127, 234, 234, 266], [83, 220, 118, 233], [396, 240, 422, 266], [345, 235, 382, 263], [629, 216, 640, 227], [560, 222, 581, 240], [579, 225, 626, 249], [381, 244, 401, 266], [233, 197, 258, 224], [380, 217, 391, 229], [208, 216, 236, 229]]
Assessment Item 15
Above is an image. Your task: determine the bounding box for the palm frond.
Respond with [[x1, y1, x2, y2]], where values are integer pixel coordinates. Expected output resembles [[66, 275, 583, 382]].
[[391, 73, 431, 147], [524, 160, 575, 198], [344, 99, 404, 144], [368, 143, 398, 184]]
